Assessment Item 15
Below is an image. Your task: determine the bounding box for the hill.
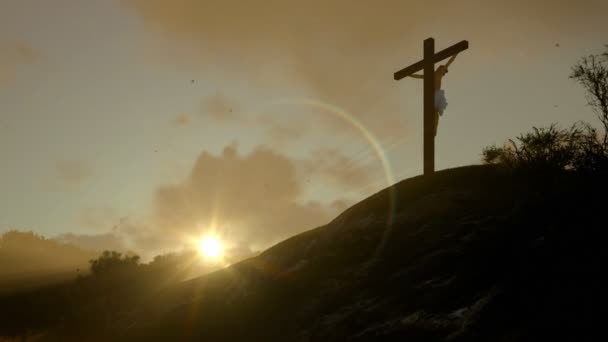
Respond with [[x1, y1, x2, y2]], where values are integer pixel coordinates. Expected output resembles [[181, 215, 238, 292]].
[[2, 165, 607, 341], [122, 165, 608, 341], [0, 231, 96, 294]]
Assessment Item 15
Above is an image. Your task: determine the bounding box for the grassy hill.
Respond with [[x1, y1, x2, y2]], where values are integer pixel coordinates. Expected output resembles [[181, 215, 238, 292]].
[[2, 165, 607, 341]]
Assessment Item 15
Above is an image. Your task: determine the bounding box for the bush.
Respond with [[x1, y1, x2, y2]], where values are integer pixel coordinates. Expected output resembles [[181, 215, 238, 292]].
[[89, 250, 140, 277], [482, 122, 608, 175]]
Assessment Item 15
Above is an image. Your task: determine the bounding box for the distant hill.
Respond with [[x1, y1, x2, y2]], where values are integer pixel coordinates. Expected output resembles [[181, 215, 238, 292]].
[[2, 165, 607, 341], [0, 231, 96, 293]]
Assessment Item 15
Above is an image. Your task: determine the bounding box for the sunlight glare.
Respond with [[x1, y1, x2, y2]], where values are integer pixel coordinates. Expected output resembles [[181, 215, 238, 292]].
[[198, 236, 223, 259]]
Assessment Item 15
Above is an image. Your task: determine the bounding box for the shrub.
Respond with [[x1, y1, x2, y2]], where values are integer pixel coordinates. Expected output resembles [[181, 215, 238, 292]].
[[89, 250, 140, 276], [482, 123, 608, 175]]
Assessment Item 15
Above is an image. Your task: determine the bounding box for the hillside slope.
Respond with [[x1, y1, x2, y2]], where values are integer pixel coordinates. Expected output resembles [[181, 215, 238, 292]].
[[4, 165, 605, 341], [116, 165, 607, 341]]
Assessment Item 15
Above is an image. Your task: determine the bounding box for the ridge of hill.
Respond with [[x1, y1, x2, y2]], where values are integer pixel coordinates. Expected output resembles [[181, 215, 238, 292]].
[[2, 165, 606, 341], [120, 165, 607, 341]]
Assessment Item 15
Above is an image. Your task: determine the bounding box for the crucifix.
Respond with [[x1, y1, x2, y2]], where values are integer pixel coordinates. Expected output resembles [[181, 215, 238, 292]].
[[393, 38, 468, 176]]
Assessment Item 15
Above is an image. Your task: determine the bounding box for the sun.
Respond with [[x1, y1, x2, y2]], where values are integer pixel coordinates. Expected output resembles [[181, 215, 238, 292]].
[[198, 236, 223, 259]]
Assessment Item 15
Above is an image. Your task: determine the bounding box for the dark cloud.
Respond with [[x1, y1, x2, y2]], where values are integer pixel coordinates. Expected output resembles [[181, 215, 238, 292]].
[[122, 0, 607, 142], [55, 160, 92, 184], [121, 0, 413, 139]]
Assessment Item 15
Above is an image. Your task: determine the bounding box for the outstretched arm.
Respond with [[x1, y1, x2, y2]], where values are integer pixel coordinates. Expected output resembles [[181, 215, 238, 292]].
[[445, 54, 458, 68], [409, 73, 424, 79]]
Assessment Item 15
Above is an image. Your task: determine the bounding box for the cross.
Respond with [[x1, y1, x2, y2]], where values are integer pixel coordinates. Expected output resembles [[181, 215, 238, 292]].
[[393, 38, 469, 176]]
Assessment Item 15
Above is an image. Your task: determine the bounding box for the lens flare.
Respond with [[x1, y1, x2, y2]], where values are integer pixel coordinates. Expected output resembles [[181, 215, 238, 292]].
[[198, 236, 223, 259], [258, 97, 398, 257]]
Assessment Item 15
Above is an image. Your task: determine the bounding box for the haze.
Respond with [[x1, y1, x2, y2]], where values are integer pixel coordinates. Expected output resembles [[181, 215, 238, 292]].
[[1, 0, 607, 258]]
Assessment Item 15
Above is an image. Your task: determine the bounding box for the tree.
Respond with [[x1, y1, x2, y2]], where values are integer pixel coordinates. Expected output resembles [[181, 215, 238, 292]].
[[570, 45, 608, 145], [483, 45, 608, 174]]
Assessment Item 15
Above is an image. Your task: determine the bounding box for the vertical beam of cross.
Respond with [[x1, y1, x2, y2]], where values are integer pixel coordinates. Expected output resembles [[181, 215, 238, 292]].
[[423, 38, 435, 176], [393, 38, 468, 176]]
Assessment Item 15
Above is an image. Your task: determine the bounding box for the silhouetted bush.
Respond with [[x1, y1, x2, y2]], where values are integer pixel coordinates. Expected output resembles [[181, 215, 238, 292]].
[[483, 45, 608, 176], [482, 122, 608, 175], [89, 250, 140, 277]]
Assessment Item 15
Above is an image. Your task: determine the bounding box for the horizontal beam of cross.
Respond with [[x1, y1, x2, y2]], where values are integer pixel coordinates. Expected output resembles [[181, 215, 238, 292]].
[[393, 40, 469, 80]]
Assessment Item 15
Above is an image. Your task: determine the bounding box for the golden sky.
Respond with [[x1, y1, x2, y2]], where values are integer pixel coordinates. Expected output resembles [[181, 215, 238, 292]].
[[1, 0, 607, 256]]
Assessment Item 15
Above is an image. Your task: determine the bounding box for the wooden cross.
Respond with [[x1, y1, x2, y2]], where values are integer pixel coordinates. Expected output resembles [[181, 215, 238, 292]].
[[393, 38, 468, 176]]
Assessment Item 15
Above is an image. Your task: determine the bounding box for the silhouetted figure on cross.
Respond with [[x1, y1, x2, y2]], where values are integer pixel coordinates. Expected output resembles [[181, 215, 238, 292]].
[[393, 38, 468, 175], [408, 53, 459, 136]]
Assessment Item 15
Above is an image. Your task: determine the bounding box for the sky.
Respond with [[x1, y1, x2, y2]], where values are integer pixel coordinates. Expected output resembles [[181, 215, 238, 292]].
[[1, 0, 607, 258]]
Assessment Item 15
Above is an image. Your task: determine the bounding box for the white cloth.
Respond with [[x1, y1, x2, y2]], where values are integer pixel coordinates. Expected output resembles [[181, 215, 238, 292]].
[[434, 89, 448, 115]]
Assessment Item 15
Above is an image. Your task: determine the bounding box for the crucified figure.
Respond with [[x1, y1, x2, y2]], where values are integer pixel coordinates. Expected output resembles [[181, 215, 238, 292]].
[[409, 53, 458, 136]]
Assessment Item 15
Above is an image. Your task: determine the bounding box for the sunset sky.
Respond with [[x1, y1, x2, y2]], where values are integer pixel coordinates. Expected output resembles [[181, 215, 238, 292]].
[[1, 0, 607, 257]]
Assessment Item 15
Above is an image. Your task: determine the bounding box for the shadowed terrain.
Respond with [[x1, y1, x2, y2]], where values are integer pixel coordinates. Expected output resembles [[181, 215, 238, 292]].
[[3, 165, 605, 341], [125, 165, 607, 341]]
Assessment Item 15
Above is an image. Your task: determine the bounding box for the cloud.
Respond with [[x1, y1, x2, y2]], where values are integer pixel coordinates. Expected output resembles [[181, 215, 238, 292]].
[[47, 146, 378, 257], [112, 217, 169, 255], [122, 0, 607, 143], [54, 232, 127, 253], [202, 92, 237, 121], [63, 217, 169, 259], [304, 148, 376, 189], [173, 113, 192, 126], [0, 40, 41, 85], [77, 145, 379, 257], [255, 114, 307, 143], [55, 160, 92, 184], [76, 207, 121, 231], [121, 0, 414, 139], [152, 144, 333, 249]]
